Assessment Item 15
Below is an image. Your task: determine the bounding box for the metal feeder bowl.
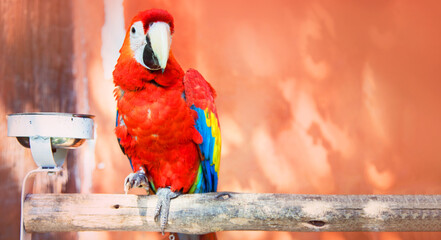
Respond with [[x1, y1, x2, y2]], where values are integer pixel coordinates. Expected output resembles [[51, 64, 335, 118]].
[[7, 112, 94, 168]]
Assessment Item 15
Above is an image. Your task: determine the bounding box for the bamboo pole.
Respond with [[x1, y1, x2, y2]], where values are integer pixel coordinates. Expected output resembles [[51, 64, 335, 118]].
[[23, 193, 441, 234]]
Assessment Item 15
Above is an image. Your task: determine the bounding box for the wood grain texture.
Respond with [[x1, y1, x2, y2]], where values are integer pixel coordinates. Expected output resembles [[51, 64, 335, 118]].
[[0, 0, 77, 239], [24, 193, 441, 233]]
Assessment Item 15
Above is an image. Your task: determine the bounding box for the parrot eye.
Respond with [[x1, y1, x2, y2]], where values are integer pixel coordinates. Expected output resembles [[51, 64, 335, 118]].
[[130, 21, 143, 37]]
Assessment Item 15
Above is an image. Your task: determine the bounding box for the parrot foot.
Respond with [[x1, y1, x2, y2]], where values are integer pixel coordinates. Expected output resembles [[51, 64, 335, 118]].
[[154, 187, 181, 234], [124, 170, 150, 194]]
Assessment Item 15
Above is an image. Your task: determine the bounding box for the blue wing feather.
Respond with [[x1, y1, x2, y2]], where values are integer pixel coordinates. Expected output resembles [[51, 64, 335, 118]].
[[190, 106, 220, 193], [116, 109, 134, 171]]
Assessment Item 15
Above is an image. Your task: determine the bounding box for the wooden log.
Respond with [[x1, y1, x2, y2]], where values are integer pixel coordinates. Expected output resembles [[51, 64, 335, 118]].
[[24, 193, 441, 233]]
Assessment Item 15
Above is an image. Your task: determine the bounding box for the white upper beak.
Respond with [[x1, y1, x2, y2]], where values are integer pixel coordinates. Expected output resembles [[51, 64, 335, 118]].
[[148, 22, 171, 70]]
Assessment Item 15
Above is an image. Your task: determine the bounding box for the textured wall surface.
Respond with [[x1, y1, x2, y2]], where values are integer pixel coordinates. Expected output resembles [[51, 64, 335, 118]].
[[1, 1, 441, 240], [0, 0, 78, 239]]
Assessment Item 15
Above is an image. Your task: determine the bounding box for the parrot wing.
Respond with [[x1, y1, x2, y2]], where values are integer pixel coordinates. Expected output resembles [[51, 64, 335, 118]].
[[183, 69, 221, 193], [116, 109, 134, 170]]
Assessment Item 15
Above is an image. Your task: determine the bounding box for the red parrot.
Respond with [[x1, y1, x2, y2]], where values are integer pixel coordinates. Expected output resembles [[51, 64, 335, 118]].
[[113, 9, 221, 239]]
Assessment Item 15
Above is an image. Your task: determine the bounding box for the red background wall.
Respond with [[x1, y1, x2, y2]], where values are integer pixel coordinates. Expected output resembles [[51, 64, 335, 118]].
[[1, 1, 441, 239]]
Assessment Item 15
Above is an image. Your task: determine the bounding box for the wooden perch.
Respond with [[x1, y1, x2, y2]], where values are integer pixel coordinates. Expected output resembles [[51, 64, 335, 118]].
[[24, 193, 441, 233]]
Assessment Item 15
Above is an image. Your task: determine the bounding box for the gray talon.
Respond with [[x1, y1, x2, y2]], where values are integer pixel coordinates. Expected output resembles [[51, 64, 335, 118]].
[[154, 187, 180, 234], [124, 170, 150, 194]]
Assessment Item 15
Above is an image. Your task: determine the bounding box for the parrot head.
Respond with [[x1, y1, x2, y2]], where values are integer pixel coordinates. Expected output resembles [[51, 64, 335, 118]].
[[121, 9, 174, 72], [114, 9, 184, 89]]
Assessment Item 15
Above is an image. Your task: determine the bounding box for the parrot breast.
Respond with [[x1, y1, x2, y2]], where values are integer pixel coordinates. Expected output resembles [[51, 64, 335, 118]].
[[115, 81, 201, 193]]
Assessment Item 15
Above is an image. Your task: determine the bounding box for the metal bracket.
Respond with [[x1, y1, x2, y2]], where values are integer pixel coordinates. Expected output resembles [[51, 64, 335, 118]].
[[29, 136, 67, 168]]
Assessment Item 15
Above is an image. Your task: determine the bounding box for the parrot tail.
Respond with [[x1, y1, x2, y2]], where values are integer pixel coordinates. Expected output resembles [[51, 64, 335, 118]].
[[174, 233, 217, 240]]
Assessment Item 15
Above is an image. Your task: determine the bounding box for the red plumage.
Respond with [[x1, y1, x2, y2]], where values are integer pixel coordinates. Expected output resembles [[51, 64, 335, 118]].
[[114, 10, 220, 238], [114, 57, 201, 192], [113, 9, 214, 193]]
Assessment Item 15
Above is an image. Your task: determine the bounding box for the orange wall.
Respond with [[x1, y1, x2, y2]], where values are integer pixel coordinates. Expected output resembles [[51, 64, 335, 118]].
[[84, 1, 441, 239], [2, 0, 441, 239], [120, 0, 441, 194]]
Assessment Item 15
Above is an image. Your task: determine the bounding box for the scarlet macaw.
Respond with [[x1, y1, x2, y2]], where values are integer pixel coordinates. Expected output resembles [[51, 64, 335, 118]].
[[113, 9, 221, 238]]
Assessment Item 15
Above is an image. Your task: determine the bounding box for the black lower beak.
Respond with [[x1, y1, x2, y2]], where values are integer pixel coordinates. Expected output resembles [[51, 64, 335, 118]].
[[143, 36, 161, 70]]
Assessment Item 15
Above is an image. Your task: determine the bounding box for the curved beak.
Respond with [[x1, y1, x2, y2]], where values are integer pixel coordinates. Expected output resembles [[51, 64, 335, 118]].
[[147, 22, 171, 71]]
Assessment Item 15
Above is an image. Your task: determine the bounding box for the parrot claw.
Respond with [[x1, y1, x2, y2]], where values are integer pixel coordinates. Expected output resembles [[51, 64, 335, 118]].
[[124, 170, 150, 194], [154, 187, 180, 234]]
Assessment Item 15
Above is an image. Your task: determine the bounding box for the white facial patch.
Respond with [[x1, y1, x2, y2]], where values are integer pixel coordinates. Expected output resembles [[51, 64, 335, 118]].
[[129, 21, 149, 69]]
